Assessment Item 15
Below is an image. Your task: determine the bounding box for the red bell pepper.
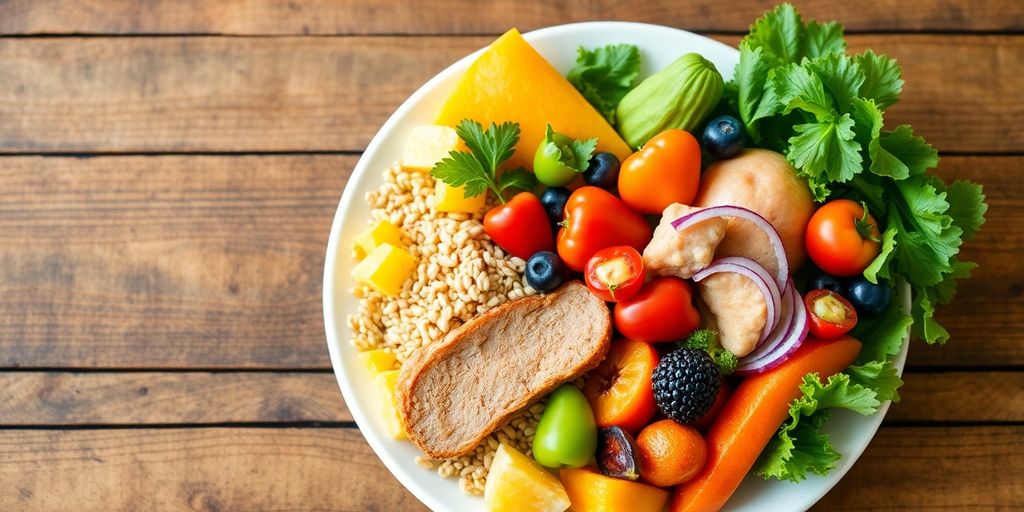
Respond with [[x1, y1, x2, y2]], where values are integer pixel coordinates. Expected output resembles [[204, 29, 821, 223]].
[[557, 186, 653, 272]]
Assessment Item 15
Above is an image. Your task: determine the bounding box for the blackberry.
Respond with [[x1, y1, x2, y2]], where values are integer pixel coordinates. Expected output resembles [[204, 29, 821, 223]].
[[651, 347, 721, 424]]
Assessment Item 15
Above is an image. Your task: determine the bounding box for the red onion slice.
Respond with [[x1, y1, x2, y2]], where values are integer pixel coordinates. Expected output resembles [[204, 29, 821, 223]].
[[671, 205, 789, 294], [693, 257, 781, 344], [737, 279, 796, 364], [735, 281, 809, 374]]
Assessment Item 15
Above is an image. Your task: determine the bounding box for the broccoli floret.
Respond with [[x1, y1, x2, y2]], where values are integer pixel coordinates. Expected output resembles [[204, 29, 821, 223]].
[[683, 329, 737, 375]]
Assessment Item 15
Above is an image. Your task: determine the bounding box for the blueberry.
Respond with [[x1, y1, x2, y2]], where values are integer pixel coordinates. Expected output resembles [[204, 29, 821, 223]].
[[847, 277, 891, 315], [583, 152, 621, 190], [702, 115, 745, 159], [539, 187, 572, 227], [525, 251, 567, 293], [810, 272, 845, 295]]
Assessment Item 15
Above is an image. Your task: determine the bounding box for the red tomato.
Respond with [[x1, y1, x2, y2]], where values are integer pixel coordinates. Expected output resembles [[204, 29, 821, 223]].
[[804, 289, 858, 339], [483, 192, 554, 259], [806, 199, 882, 276], [585, 246, 646, 302], [557, 186, 653, 272], [614, 277, 700, 343], [618, 129, 702, 214]]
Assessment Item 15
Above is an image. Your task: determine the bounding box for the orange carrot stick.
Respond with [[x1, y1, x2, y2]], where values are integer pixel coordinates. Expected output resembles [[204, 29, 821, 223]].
[[670, 336, 862, 512]]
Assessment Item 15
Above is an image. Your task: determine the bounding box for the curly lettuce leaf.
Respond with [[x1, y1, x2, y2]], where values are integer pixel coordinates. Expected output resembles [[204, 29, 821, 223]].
[[567, 44, 641, 124]]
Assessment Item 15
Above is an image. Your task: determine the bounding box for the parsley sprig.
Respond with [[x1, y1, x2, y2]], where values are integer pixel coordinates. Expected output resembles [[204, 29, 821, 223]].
[[430, 119, 536, 204]]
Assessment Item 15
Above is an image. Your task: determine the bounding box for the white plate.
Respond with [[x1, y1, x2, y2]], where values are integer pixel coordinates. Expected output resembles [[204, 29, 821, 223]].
[[323, 22, 909, 512]]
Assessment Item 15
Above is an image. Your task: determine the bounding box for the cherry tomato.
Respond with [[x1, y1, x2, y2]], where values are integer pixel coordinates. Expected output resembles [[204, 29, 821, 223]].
[[804, 289, 858, 339], [557, 186, 653, 272], [614, 277, 700, 343], [618, 129, 701, 214], [483, 192, 554, 259], [585, 246, 645, 302], [806, 199, 882, 277]]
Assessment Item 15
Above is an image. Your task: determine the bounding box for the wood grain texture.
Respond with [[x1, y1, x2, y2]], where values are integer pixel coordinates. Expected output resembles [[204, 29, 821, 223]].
[[1, 0, 1020, 35], [0, 428, 430, 512], [0, 427, 1017, 511], [0, 373, 350, 425], [814, 427, 1023, 510], [0, 155, 1017, 368], [888, 372, 1024, 423], [0, 371, 1018, 425], [0, 35, 1019, 153], [0, 155, 348, 368]]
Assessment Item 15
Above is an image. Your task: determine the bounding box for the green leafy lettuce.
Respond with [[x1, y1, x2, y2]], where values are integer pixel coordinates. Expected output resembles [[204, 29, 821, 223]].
[[755, 367, 902, 481], [725, 3, 987, 345], [567, 44, 642, 124], [728, 3, 988, 484]]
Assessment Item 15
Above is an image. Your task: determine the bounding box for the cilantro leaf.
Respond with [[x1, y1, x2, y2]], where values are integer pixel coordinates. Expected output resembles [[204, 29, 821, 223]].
[[849, 98, 910, 179], [567, 44, 642, 124], [863, 224, 898, 283], [496, 167, 537, 196], [570, 137, 598, 171], [432, 119, 521, 203], [542, 125, 597, 173], [683, 329, 737, 375], [772, 63, 833, 119], [804, 20, 846, 58], [911, 291, 950, 344], [879, 125, 938, 176], [430, 151, 490, 198], [890, 177, 963, 286], [747, 3, 805, 64], [805, 52, 863, 113], [946, 180, 988, 241], [852, 286, 912, 363], [787, 113, 862, 183], [856, 50, 904, 109]]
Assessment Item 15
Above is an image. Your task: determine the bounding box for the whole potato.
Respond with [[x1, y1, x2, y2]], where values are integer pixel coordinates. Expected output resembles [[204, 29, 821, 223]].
[[695, 149, 814, 275]]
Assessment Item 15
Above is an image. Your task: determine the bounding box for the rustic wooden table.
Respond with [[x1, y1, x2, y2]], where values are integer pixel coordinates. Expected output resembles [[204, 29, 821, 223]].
[[0, 1, 1021, 510]]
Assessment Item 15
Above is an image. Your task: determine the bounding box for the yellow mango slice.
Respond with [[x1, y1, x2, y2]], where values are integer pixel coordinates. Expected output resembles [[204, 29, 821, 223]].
[[402, 125, 463, 171], [435, 29, 633, 170], [351, 243, 416, 296], [484, 444, 570, 512], [353, 220, 405, 259], [434, 181, 487, 213], [373, 370, 406, 440], [358, 349, 398, 374]]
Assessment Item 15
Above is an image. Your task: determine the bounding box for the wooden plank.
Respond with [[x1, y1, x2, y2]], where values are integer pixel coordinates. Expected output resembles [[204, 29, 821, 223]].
[[888, 372, 1024, 423], [0, 428, 430, 512], [1, 0, 1020, 35], [0, 371, 1017, 426], [814, 426, 1023, 510], [0, 427, 1017, 510], [0, 35, 1019, 153], [0, 155, 348, 368], [0, 155, 1019, 369], [0, 373, 350, 425]]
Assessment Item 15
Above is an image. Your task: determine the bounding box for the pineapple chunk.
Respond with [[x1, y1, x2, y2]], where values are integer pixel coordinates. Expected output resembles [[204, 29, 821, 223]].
[[351, 243, 416, 296], [373, 370, 406, 440], [402, 125, 462, 171], [353, 220, 405, 259], [358, 349, 398, 374], [434, 181, 487, 214], [484, 444, 570, 512]]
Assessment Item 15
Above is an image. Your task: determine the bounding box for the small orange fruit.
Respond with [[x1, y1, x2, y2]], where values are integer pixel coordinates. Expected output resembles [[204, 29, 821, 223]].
[[636, 419, 707, 487], [583, 339, 659, 433]]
